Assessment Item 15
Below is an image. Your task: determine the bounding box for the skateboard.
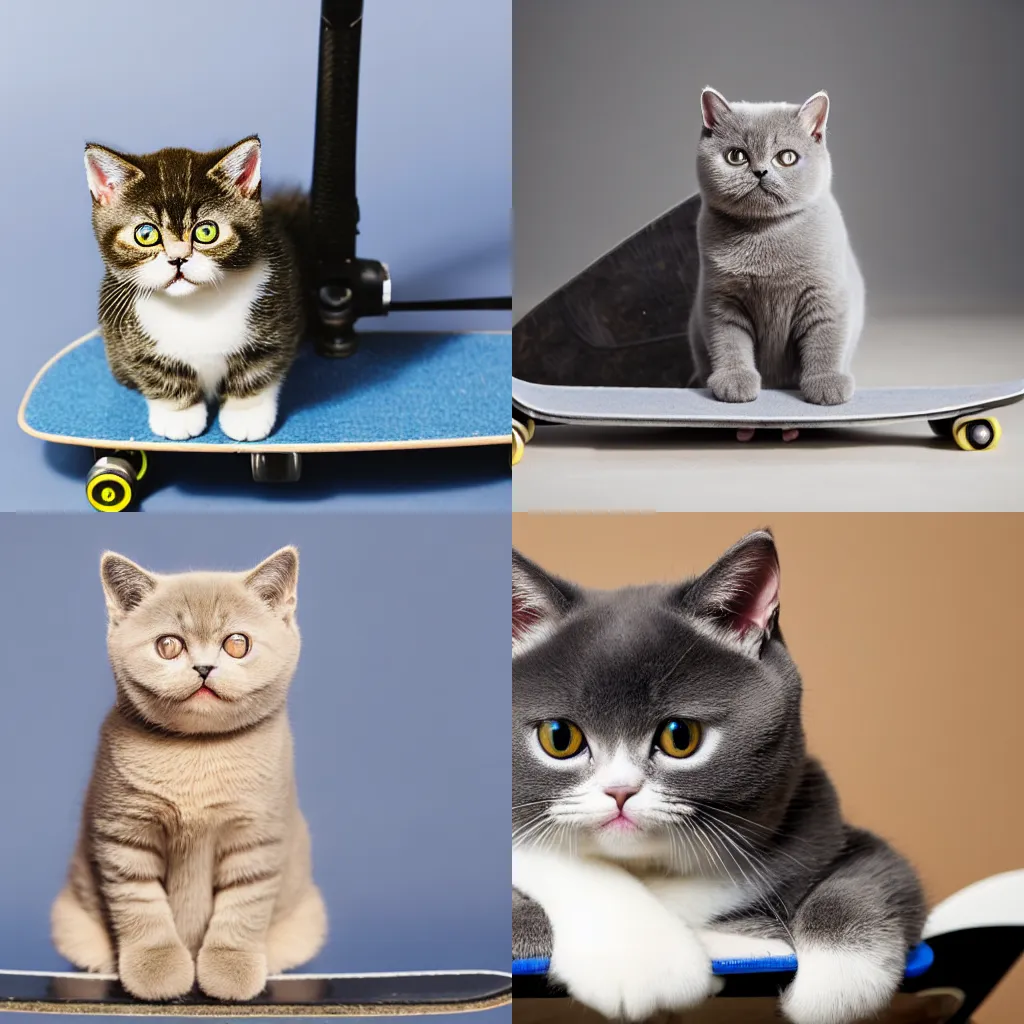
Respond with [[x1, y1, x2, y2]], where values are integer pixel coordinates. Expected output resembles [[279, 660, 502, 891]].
[[0, 968, 511, 1017], [18, 330, 512, 511], [511, 377, 1024, 465]]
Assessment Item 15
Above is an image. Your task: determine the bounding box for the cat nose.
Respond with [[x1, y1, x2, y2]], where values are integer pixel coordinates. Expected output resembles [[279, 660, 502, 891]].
[[193, 664, 214, 681], [605, 786, 639, 810], [752, 168, 768, 178], [169, 256, 189, 268]]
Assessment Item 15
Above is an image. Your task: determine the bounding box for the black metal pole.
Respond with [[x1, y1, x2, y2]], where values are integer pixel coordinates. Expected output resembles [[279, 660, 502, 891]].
[[310, 0, 366, 357]]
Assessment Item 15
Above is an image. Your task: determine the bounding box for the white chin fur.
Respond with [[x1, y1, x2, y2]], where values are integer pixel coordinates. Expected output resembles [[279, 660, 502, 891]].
[[781, 944, 900, 1024], [147, 399, 208, 440], [163, 278, 201, 297]]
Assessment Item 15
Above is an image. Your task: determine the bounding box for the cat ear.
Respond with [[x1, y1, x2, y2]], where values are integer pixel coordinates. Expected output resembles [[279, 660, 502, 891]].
[[701, 87, 732, 131], [209, 136, 262, 199], [797, 91, 829, 141], [100, 552, 157, 617], [513, 550, 576, 657], [684, 530, 780, 654], [84, 145, 143, 206], [245, 546, 298, 611]]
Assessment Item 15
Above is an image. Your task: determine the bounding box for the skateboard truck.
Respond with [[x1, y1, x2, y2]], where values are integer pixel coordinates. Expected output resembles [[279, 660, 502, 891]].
[[310, 0, 510, 359]]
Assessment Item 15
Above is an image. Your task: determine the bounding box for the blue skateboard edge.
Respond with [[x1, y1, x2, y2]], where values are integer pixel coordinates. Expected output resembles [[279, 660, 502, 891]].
[[512, 941, 934, 980], [20, 330, 513, 453]]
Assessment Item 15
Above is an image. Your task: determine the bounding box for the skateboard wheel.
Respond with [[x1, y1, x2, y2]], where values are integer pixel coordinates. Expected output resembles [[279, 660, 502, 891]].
[[511, 428, 525, 467], [86, 457, 137, 513], [251, 452, 302, 483], [952, 415, 1001, 452], [522, 418, 536, 442]]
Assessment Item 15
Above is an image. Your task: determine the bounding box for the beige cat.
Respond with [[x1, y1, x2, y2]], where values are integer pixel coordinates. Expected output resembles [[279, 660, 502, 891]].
[[51, 547, 327, 1002]]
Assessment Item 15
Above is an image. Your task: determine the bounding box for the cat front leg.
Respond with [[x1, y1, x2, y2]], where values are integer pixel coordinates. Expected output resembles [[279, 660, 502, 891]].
[[796, 297, 855, 406], [513, 887, 552, 960], [701, 305, 762, 403], [218, 349, 290, 442], [92, 821, 195, 1000], [197, 829, 287, 1001], [780, 829, 925, 1024], [513, 847, 718, 1021]]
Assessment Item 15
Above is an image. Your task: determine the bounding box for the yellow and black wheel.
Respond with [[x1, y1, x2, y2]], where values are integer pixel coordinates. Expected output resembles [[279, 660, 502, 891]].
[[521, 417, 536, 442], [511, 424, 526, 467], [952, 415, 1001, 452], [86, 456, 138, 512]]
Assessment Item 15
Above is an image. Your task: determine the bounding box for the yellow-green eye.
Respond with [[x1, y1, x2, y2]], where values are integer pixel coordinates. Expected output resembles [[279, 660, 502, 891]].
[[656, 719, 702, 758], [193, 220, 219, 244], [725, 148, 748, 166], [537, 720, 586, 759], [775, 150, 799, 167], [134, 223, 161, 247]]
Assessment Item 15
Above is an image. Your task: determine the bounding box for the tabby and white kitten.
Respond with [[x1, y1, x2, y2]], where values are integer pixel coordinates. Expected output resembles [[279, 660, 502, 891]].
[[84, 137, 310, 442], [512, 531, 924, 1024], [51, 547, 326, 1002], [689, 89, 865, 416]]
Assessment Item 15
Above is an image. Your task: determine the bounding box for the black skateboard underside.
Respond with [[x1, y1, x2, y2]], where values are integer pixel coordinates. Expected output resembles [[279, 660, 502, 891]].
[[0, 970, 511, 1016]]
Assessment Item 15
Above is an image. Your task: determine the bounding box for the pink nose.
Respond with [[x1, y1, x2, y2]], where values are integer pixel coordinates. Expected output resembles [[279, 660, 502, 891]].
[[605, 786, 639, 811]]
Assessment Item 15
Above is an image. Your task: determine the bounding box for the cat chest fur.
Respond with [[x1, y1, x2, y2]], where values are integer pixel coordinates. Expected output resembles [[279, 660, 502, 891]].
[[133, 261, 271, 398]]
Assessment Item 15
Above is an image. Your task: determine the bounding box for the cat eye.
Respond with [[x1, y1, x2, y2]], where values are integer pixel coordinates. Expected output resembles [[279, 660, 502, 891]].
[[774, 150, 799, 167], [193, 220, 220, 244], [725, 148, 748, 166], [134, 223, 161, 247], [155, 635, 184, 660], [655, 719, 702, 759], [537, 720, 586, 759], [222, 633, 251, 659]]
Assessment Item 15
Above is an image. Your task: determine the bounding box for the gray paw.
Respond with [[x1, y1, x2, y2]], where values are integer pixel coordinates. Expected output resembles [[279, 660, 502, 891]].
[[708, 368, 761, 403], [801, 371, 854, 406], [513, 889, 553, 960]]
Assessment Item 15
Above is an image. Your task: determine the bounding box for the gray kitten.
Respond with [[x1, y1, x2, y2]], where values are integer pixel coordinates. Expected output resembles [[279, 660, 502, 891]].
[[688, 88, 865, 407], [512, 531, 924, 1024], [84, 138, 310, 442], [52, 548, 326, 1002]]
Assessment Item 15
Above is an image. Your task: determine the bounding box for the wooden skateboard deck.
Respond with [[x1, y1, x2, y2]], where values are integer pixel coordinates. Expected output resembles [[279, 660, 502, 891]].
[[0, 969, 510, 1016]]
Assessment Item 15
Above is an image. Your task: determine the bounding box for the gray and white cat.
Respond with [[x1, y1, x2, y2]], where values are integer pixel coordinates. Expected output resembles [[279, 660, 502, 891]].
[[52, 547, 326, 1002], [84, 138, 310, 442], [512, 531, 924, 1024], [689, 88, 864, 416]]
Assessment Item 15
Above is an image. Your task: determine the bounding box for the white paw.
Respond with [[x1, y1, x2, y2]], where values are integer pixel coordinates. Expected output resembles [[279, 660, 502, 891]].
[[550, 906, 718, 1021], [781, 945, 900, 1024], [148, 399, 208, 440], [698, 929, 794, 962], [218, 386, 280, 441]]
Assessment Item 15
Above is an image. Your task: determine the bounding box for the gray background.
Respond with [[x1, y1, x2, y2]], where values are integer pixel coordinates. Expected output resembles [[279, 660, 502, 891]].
[[0, 0, 511, 512], [514, 0, 1024, 319], [0, 513, 509, 1024]]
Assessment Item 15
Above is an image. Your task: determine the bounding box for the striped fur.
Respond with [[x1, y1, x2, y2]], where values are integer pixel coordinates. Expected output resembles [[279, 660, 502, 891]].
[[51, 548, 326, 1002], [85, 138, 310, 441]]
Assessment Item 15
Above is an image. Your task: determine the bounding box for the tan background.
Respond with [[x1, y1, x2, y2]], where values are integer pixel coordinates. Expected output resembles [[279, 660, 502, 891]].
[[512, 513, 1024, 1024]]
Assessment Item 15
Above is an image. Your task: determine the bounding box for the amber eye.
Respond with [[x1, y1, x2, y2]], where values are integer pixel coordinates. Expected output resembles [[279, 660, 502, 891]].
[[222, 633, 251, 659], [537, 720, 586, 759], [656, 719, 702, 758], [725, 148, 748, 166], [155, 635, 184, 660], [775, 149, 799, 167]]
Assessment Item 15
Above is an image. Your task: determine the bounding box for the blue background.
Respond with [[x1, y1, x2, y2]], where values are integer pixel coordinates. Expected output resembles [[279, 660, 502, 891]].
[[0, 512, 510, 1023], [0, 0, 511, 512]]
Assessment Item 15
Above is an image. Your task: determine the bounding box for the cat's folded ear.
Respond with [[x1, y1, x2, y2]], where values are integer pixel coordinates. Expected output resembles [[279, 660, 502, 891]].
[[683, 529, 780, 655], [700, 87, 732, 131], [513, 550, 577, 657], [797, 91, 829, 141], [209, 136, 262, 199], [84, 145, 144, 207], [245, 546, 299, 613], [100, 552, 157, 618]]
